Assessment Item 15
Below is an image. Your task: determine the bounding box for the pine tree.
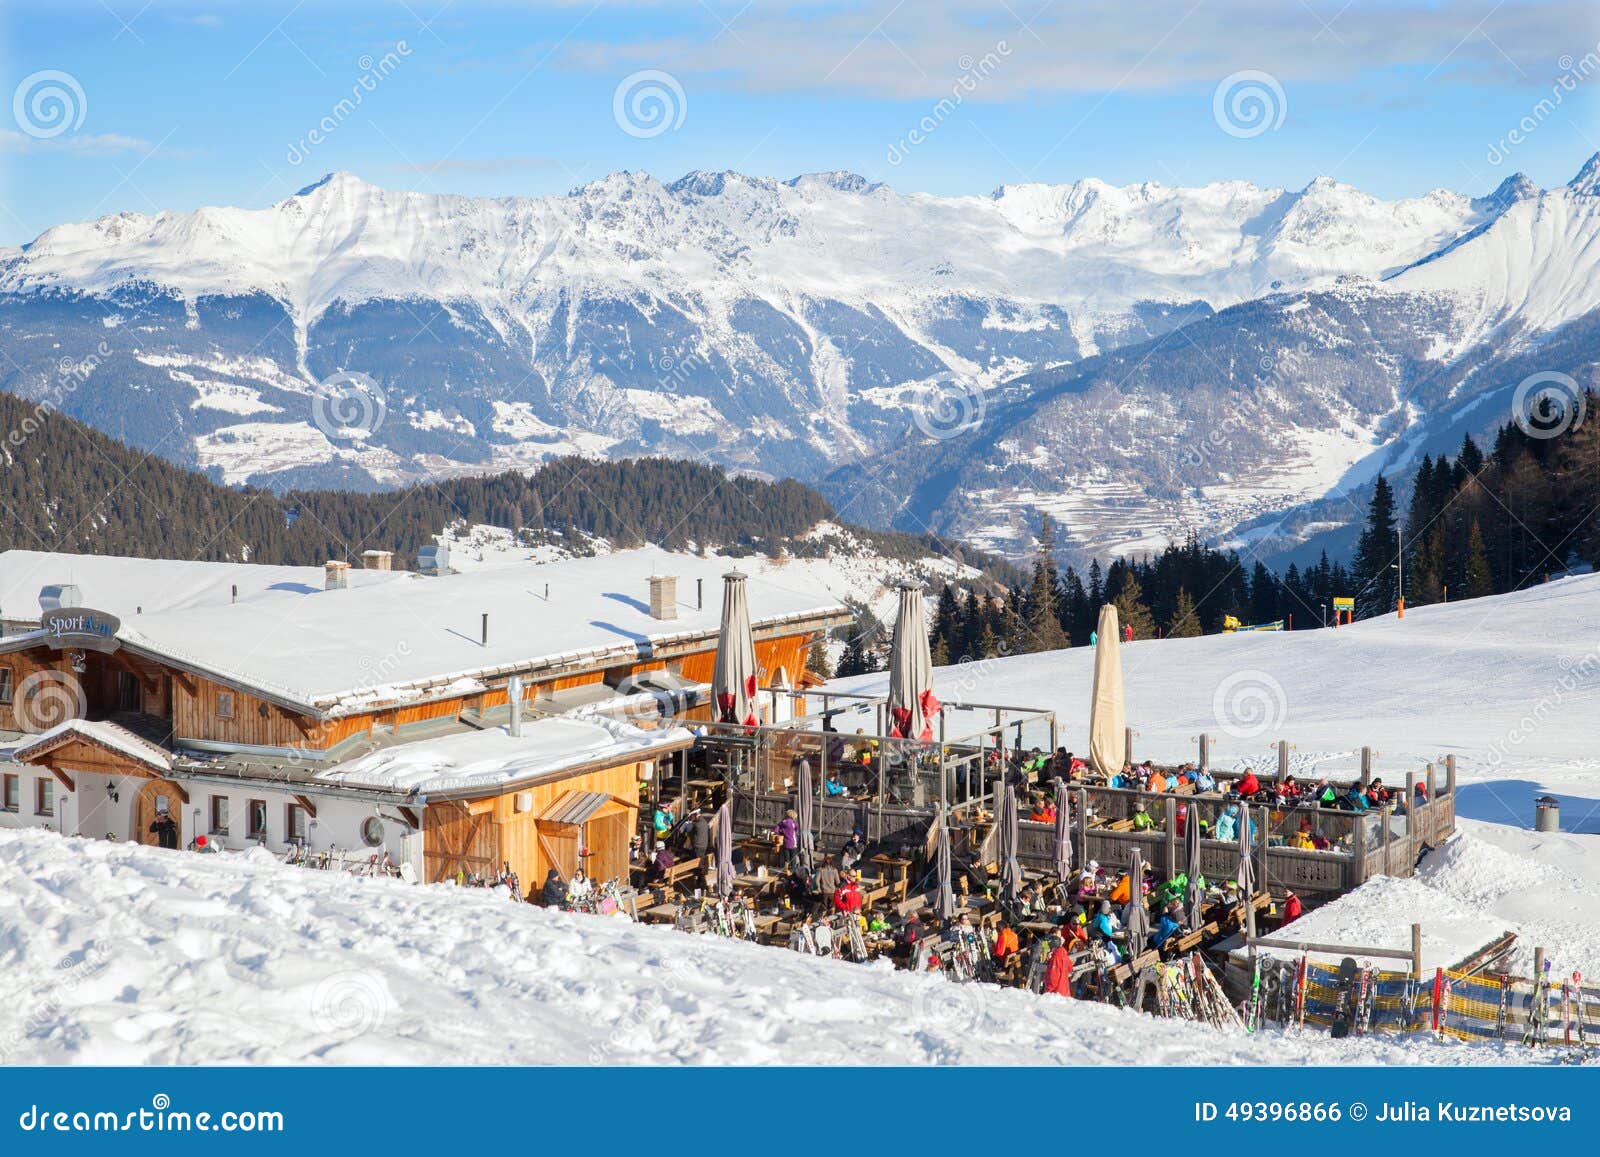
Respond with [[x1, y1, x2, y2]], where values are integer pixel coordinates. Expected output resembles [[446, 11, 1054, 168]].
[[1351, 474, 1399, 618], [1023, 517, 1069, 651], [1165, 587, 1202, 638], [1111, 570, 1157, 640], [806, 632, 833, 679], [1464, 520, 1494, 598]]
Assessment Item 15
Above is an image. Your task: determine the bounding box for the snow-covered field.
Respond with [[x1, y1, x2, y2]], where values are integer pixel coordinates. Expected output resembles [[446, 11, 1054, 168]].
[[0, 826, 1543, 1067], [5, 575, 1600, 1065]]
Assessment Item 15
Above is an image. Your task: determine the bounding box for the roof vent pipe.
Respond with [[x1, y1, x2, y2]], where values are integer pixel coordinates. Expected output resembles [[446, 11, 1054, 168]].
[[481, 612, 489, 647], [507, 674, 523, 738]]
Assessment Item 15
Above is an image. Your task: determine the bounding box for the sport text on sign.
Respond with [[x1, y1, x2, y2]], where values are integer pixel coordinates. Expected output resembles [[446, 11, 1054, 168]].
[[40, 607, 122, 653]]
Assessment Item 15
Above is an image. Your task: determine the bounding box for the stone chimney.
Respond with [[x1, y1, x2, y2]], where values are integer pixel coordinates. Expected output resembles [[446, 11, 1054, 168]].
[[361, 549, 393, 571], [648, 574, 678, 621], [324, 561, 351, 591]]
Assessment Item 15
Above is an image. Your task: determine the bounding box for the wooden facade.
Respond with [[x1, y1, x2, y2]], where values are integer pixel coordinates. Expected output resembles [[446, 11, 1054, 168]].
[[422, 760, 645, 898]]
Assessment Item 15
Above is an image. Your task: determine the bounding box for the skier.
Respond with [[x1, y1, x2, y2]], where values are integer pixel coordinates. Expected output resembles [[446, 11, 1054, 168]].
[[992, 923, 1020, 961], [1215, 803, 1240, 843], [148, 811, 178, 850], [1091, 900, 1125, 962], [690, 809, 712, 861], [1043, 936, 1074, 996], [1281, 890, 1303, 925], [1089, 630, 1097, 647], [814, 855, 842, 911], [774, 809, 801, 869], [1192, 767, 1217, 793], [541, 868, 568, 908], [652, 802, 675, 843], [1151, 899, 1185, 951]]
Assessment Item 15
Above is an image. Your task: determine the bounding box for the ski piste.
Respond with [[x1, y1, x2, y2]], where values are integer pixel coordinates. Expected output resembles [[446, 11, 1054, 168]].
[[1329, 956, 1359, 1039]]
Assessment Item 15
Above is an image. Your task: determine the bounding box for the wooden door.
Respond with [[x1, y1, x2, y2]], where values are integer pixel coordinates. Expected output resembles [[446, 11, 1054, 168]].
[[535, 821, 581, 882], [423, 801, 499, 883], [134, 779, 183, 847]]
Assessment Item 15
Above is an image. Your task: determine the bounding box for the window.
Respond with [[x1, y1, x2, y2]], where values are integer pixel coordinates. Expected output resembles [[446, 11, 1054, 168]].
[[360, 816, 385, 848], [247, 799, 268, 840], [216, 692, 234, 720], [286, 804, 307, 844], [36, 777, 53, 817], [2, 774, 17, 812], [0, 668, 12, 705], [210, 795, 230, 835], [117, 671, 140, 711]]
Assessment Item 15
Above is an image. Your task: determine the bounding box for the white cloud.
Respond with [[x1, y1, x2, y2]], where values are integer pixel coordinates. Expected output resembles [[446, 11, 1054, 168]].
[[0, 130, 153, 155]]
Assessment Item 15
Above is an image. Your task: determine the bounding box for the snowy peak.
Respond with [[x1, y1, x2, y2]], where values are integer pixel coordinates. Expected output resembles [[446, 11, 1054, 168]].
[[1567, 152, 1600, 195], [1478, 172, 1540, 212]]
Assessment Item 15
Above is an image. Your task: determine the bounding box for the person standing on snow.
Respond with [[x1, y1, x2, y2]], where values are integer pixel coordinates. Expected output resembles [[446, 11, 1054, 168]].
[[1043, 936, 1074, 996]]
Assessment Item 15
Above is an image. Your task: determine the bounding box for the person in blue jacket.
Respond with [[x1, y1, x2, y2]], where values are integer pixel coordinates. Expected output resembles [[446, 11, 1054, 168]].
[[1214, 803, 1240, 842], [1192, 768, 1217, 793], [1091, 899, 1125, 962], [1150, 899, 1185, 951]]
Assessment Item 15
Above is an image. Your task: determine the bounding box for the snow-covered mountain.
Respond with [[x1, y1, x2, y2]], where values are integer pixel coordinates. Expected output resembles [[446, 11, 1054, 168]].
[[0, 160, 1594, 560]]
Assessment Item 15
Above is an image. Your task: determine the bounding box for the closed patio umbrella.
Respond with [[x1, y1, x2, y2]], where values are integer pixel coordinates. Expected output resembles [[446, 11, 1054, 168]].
[[794, 757, 816, 872], [1052, 776, 1072, 880], [1124, 846, 1150, 952], [998, 782, 1023, 903], [715, 801, 736, 899], [1088, 604, 1126, 776], [1186, 813, 1205, 926], [711, 570, 759, 727], [887, 580, 941, 742], [935, 813, 956, 921], [1236, 804, 1255, 901]]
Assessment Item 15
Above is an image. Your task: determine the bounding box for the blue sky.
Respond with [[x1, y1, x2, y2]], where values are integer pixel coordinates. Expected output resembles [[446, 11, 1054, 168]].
[[2, 0, 1599, 245]]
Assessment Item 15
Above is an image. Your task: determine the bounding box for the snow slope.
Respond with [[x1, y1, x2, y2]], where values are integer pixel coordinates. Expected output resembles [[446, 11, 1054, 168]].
[[0, 828, 1520, 1066], [833, 572, 1600, 796]]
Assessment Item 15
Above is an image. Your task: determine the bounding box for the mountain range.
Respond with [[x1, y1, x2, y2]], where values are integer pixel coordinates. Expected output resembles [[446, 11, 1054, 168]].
[[4, 157, 1599, 563]]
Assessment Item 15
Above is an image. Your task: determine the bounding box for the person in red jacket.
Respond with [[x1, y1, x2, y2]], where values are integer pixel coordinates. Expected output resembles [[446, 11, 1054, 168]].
[[1043, 937, 1074, 996], [1281, 890, 1303, 925], [834, 874, 864, 915], [1122, 623, 1133, 643], [1235, 769, 1261, 798]]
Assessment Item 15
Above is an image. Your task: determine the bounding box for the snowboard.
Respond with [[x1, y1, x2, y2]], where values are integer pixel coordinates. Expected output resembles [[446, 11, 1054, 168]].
[[1329, 956, 1360, 1039]]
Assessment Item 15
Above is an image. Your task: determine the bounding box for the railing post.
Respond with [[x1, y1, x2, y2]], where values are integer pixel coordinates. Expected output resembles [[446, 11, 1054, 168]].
[[1354, 813, 1369, 884], [1125, 726, 1135, 764], [1076, 788, 1089, 874], [1361, 746, 1373, 786], [1425, 762, 1437, 845], [1198, 733, 1210, 771], [1277, 739, 1289, 781], [1411, 923, 1423, 981]]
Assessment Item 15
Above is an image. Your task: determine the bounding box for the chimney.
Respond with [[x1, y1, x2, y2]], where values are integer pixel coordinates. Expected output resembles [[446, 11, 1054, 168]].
[[361, 549, 393, 571], [417, 544, 449, 576], [39, 583, 83, 612], [324, 561, 350, 591], [507, 674, 523, 738], [648, 574, 678, 621]]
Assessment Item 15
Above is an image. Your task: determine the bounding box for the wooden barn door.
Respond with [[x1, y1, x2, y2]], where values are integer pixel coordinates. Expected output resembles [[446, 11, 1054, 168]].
[[585, 811, 632, 885], [133, 779, 183, 847], [424, 801, 499, 883], [535, 822, 581, 882]]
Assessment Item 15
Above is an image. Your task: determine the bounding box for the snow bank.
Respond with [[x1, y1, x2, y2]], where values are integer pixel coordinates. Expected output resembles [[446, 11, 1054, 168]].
[[0, 828, 1519, 1066]]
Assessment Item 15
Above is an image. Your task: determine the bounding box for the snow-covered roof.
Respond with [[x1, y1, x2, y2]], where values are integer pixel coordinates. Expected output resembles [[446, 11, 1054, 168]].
[[314, 714, 691, 797], [115, 549, 848, 715], [13, 718, 173, 772], [0, 549, 402, 623]]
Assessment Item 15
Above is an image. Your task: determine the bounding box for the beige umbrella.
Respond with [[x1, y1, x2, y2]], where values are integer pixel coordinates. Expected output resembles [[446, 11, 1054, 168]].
[[1088, 604, 1126, 776], [887, 580, 941, 741], [711, 570, 759, 727]]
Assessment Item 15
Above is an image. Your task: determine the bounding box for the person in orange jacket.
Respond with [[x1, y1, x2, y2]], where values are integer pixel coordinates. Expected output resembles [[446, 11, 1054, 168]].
[[1043, 936, 1074, 996], [992, 924, 1020, 960]]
